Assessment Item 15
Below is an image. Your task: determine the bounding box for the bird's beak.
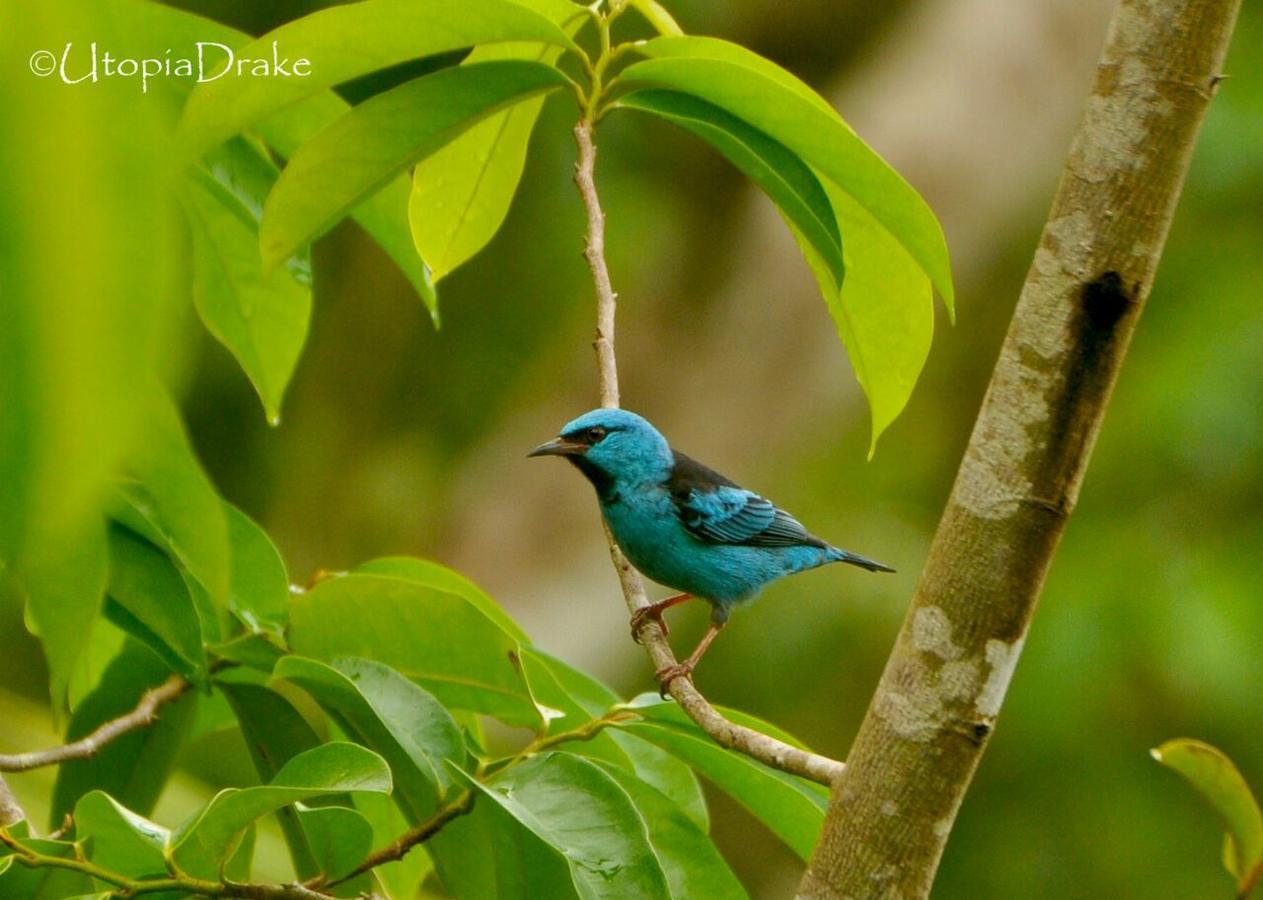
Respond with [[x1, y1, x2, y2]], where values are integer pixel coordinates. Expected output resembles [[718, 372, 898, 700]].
[[527, 437, 586, 458]]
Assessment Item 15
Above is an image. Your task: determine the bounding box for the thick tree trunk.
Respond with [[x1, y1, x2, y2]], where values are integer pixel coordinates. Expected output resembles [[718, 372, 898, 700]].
[[799, 0, 1243, 896]]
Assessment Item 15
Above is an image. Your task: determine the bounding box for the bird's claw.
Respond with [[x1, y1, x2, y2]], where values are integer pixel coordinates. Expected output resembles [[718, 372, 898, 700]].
[[630, 606, 669, 643], [655, 663, 693, 698]]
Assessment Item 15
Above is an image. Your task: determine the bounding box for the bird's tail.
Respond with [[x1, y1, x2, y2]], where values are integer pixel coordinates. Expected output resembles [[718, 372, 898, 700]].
[[827, 546, 896, 573]]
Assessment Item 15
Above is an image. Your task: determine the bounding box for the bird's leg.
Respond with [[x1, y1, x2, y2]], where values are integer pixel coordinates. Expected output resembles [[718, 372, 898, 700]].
[[656, 621, 724, 697], [630, 593, 693, 643]]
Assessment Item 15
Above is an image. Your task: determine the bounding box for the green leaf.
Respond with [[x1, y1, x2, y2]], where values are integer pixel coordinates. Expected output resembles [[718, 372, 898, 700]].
[[296, 804, 375, 883], [73, 791, 169, 879], [209, 632, 287, 672], [104, 525, 206, 684], [51, 640, 198, 825], [613, 37, 952, 447], [111, 393, 230, 610], [289, 573, 539, 727], [275, 655, 465, 820], [218, 680, 322, 880], [259, 93, 437, 316], [183, 151, 312, 425], [224, 503, 290, 634], [617, 88, 843, 286], [0, 837, 93, 898], [178, 0, 579, 156], [521, 649, 708, 831], [20, 521, 107, 713], [617, 699, 827, 860], [410, 0, 586, 282], [629, 0, 685, 35], [1153, 738, 1263, 890], [590, 761, 746, 899], [170, 742, 391, 879], [260, 60, 569, 271], [456, 752, 670, 898], [354, 556, 529, 643]]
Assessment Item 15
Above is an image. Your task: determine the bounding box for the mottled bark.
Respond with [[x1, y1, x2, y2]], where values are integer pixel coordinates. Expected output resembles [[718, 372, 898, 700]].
[[800, 0, 1242, 896]]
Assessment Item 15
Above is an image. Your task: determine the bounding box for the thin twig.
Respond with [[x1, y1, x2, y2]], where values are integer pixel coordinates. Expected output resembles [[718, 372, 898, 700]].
[[0, 674, 189, 772], [323, 792, 474, 888], [572, 118, 845, 787]]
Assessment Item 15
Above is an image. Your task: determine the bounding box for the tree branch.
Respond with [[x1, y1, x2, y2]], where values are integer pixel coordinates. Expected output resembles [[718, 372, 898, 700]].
[[0, 674, 189, 772], [800, 0, 1243, 895], [0, 775, 24, 827], [572, 119, 845, 787]]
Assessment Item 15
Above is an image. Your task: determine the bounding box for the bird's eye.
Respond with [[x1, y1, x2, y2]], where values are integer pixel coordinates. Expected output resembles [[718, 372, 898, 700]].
[[586, 426, 607, 442]]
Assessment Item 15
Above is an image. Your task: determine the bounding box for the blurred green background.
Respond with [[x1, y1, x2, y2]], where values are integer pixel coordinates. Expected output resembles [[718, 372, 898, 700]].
[[3, 0, 1261, 896]]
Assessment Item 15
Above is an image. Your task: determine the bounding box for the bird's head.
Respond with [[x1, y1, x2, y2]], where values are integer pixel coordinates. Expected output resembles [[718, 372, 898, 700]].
[[528, 408, 672, 497]]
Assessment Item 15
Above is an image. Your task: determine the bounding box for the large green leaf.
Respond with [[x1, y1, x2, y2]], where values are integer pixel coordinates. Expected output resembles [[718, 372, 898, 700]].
[[410, 0, 586, 282], [618, 89, 843, 286], [591, 761, 746, 899], [457, 752, 670, 899], [1154, 738, 1263, 892], [275, 655, 465, 821], [614, 37, 952, 447], [20, 522, 107, 714], [289, 573, 539, 726], [522, 649, 708, 831], [178, 0, 579, 155], [170, 742, 391, 879], [183, 149, 311, 425], [110, 394, 230, 610], [73, 791, 169, 879], [260, 60, 569, 271], [617, 697, 827, 861], [51, 640, 198, 825], [355, 556, 529, 643], [104, 525, 206, 684], [224, 503, 290, 634]]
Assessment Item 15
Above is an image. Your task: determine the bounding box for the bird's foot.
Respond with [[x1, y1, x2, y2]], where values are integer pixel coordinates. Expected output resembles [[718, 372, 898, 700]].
[[655, 662, 694, 698], [630, 605, 670, 643]]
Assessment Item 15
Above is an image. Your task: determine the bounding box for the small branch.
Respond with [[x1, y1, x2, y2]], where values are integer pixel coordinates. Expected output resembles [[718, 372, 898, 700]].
[[0, 775, 25, 827], [323, 791, 474, 888], [0, 828, 334, 899], [572, 118, 845, 787], [0, 674, 189, 772]]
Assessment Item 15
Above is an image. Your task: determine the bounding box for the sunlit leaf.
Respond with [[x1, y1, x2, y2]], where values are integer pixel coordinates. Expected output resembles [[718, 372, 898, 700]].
[[178, 0, 579, 155], [629, 0, 684, 36], [170, 742, 391, 879], [224, 503, 290, 634], [455, 752, 670, 898], [261, 60, 569, 271], [1153, 738, 1263, 891], [289, 573, 539, 726]]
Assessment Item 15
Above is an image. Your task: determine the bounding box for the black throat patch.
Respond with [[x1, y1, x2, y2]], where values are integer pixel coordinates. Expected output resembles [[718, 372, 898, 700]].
[[567, 456, 619, 504]]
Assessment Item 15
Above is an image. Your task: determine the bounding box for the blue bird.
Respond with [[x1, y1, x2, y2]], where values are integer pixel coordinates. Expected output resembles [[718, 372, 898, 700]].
[[529, 408, 893, 691]]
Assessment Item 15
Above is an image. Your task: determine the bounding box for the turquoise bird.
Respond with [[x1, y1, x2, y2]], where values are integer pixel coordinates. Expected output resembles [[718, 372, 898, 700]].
[[529, 408, 894, 691]]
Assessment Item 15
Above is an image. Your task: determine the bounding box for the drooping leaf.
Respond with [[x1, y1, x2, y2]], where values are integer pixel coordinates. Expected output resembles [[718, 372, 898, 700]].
[[409, 0, 586, 282], [183, 150, 311, 425], [110, 393, 230, 610], [289, 573, 539, 727], [275, 655, 465, 820], [104, 525, 206, 684], [178, 0, 579, 155], [618, 88, 843, 285], [354, 556, 529, 643], [170, 742, 391, 879], [1153, 738, 1263, 890], [455, 752, 670, 898], [591, 761, 746, 899], [218, 680, 322, 880], [296, 804, 375, 884], [51, 640, 198, 825], [629, 0, 684, 35], [617, 696, 827, 860], [261, 60, 570, 271], [224, 503, 290, 634], [20, 521, 107, 714], [73, 791, 169, 879]]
